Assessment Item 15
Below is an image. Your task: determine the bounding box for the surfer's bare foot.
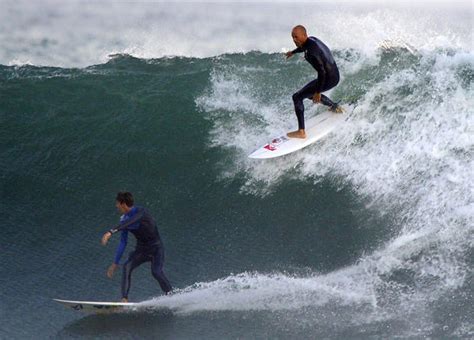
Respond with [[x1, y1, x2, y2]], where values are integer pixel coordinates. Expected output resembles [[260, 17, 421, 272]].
[[287, 129, 307, 139], [329, 105, 344, 114], [121, 298, 128, 303]]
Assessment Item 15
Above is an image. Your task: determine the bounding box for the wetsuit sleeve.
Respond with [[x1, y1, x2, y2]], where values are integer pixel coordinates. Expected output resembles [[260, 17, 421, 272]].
[[109, 209, 145, 234], [114, 230, 128, 264], [291, 47, 304, 54]]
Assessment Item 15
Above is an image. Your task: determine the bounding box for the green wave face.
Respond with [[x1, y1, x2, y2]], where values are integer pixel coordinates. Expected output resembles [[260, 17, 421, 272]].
[[1, 44, 473, 339]]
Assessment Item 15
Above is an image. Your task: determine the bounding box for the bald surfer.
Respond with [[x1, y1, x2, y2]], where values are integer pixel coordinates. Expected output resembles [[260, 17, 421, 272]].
[[286, 25, 343, 139]]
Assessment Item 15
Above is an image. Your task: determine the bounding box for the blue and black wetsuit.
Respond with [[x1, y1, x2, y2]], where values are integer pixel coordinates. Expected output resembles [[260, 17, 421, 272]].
[[291, 36, 340, 129], [109, 206, 172, 299]]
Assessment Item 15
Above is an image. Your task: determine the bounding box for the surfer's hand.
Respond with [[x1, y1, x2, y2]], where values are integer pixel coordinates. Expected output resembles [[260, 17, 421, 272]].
[[285, 51, 293, 59], [107, 263, 118, 278], [312, 92, 321, 103], [101, 231, 112, 246]]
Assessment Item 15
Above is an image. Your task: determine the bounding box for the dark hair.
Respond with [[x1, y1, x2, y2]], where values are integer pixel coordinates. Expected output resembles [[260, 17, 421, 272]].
[[116, 192, 134, 207]]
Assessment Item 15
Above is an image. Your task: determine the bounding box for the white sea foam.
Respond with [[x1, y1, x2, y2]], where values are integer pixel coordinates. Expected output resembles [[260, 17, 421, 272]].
[[192, 43, 474, 332], [139, 271, 373, 314]]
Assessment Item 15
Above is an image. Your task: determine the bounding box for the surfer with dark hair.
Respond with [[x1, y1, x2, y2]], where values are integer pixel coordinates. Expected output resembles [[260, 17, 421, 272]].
[[101, 192, 172, 302], [286, 25, 343, 139]]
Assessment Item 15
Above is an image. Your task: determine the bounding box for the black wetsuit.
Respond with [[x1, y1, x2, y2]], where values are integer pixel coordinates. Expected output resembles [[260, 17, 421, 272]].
[[109, 206, 172, 299], [291, 36, 340, 130]]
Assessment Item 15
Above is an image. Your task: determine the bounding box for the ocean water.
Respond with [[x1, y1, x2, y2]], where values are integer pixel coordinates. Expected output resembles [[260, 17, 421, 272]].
[[1, 1, 473, 338]]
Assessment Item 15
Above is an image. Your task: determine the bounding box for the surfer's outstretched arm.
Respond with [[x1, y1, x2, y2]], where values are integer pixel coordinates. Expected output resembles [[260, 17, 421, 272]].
[[286, 46, 304, 59], [109, 208, 145, 233], [101, 208, 143, 245]]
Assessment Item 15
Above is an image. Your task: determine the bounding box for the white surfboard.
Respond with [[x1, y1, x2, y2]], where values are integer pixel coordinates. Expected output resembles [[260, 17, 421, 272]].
[[249, 111, 346, 159], [53, 298, 139, 312]]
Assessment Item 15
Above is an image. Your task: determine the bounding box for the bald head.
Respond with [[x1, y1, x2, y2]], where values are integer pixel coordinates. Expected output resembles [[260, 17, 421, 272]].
[[292, 25, 307, 35], [292, 25, 308, 48]]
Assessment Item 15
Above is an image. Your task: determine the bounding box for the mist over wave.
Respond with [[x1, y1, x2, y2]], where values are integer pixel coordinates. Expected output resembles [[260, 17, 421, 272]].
[[1, 0, 472, 67]]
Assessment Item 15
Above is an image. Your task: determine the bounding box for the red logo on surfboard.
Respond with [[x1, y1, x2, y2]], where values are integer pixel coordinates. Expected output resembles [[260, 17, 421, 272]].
[[264, 144, 277, 151]]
